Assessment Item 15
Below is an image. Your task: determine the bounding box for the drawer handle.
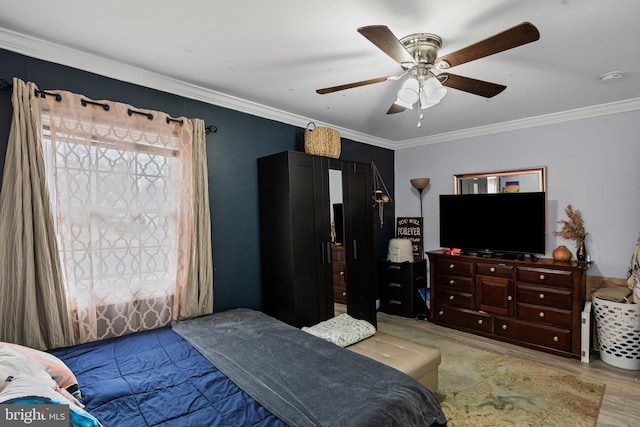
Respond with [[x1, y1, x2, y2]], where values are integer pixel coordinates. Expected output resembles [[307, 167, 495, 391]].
[[490, 267, 496, 272], [501, 324, 508, 330], [553, 336, 559, 342], [389, 282, 402, 288], [539, 293, 545, 299], [539, 311, 545, 318], [478, 319, 483, 325], [449, 295, 455, 301], [438, 310, 444, 316], [389, 265, 401, 270], [539, 274, 545, 280], [389, 300, 402, 305], [342, 292, 347, 296], [340, 271, 344, 276], [449, 264, 455, 269], [449, 279, 455, 285], [507, 296, 513, 301]]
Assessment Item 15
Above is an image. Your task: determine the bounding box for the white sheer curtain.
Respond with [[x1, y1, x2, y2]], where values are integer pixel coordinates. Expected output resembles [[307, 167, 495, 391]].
[[40, 89, 212, 343]]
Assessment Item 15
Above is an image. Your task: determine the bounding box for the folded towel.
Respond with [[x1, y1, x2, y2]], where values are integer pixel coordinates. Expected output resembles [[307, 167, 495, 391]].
[[593, 283, 632, 303], [302, 314, 376, 347]]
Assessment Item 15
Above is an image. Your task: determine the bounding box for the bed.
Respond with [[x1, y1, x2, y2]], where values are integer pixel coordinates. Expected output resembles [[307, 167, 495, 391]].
[[2, 308, 446, 427]]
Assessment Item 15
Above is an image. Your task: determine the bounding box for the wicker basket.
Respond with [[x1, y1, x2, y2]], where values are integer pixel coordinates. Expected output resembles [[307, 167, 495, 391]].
[[304, 122, 341, 158]]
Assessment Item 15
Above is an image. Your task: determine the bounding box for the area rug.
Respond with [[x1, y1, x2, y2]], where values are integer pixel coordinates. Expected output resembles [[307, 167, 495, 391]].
[[376, 318, 605, 427]]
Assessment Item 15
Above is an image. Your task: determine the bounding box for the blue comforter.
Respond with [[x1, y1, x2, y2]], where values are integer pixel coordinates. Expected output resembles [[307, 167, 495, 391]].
[[49, 327, 287, 427]]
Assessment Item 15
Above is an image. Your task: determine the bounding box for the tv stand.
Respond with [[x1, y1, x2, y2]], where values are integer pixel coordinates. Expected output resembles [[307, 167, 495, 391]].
[[427, 250, 587, 358]]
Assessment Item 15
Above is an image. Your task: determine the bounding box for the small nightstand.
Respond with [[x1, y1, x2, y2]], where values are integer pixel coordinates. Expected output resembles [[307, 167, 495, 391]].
[[378, 259, 427, 318]]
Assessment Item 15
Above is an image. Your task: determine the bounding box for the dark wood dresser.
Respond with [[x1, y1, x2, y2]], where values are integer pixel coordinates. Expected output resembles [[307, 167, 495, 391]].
[[332, 245, 347, 304], [427, 250, 588, 358]]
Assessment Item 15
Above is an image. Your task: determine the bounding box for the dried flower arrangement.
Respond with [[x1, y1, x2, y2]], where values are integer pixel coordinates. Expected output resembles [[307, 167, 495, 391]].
[[554, 204, 587, 245]]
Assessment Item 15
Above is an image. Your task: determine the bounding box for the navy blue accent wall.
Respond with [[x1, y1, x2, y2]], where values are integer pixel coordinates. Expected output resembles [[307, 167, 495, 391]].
[[0, 48, 395, 312]]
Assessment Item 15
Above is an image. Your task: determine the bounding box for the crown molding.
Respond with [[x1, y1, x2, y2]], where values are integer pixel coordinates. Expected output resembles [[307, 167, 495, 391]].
[[2, 27, 638, 152], [395, 97, 640, 149]]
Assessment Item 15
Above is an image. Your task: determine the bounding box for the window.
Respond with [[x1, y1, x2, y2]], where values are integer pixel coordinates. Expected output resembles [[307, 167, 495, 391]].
[[40, 99, 194, 342]]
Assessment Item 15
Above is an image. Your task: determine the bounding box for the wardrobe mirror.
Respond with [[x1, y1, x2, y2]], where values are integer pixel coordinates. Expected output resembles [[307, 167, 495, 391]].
[[454, 167, 546, 194], [329, 168, 345, 315]]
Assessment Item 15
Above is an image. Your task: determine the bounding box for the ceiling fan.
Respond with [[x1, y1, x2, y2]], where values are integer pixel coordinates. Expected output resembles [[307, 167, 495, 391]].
[[316, 22, 540, 127]]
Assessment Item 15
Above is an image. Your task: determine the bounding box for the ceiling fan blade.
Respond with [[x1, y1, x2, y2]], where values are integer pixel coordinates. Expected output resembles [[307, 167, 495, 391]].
[[435, 22, 540, 68], [440, 73, 506, 98], [316, 76, 392, 94], [357, 25, 415, 65], [387, 103, 405, 114]]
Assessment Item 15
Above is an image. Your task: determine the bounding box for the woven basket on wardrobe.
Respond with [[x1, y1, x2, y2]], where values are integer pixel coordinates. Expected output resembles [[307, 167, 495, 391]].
[[304, 122, 341, 158]]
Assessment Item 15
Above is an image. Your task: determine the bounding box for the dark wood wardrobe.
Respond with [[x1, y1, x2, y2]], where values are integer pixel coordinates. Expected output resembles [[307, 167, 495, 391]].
[[257, 151, 376, 328]]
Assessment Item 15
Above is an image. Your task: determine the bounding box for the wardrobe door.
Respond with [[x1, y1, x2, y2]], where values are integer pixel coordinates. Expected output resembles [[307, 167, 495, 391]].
[[258, 151, 332, 327], [343, 161, 377, 327]]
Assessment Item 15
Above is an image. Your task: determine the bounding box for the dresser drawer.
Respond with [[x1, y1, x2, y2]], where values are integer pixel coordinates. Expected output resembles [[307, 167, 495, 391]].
[[516, 267, 573, 288], [382, 261, 425, 283], [516, 284, 572, 310], [438, 289, 475, 309], [434, 274, 474, 292], [381, 297, 415, 318], [516, 302, 572, 327], [435, 305, 492, 333], [477, 262, 515, 278], [382, 280, 413, 300], [333, 283, 347, 304], [435, 258, 474, 277], [494, 316, 571, 352]]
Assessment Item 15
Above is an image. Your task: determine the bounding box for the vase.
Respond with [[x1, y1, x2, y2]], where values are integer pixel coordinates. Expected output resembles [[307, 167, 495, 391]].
[[553, 245, 572, 261], [576, 239, 587, 262]]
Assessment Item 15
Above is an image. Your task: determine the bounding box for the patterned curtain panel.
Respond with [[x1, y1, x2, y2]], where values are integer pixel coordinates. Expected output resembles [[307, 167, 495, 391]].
[[0, 79, 75, 350], [39, 90, 210, 343]]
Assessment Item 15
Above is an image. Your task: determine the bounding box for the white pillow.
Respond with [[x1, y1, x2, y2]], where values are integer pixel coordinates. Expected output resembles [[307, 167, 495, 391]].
[[302, 314, 376, 347], [0, 345, 55, 393], [0, 344, 82, 408], [0, 373, 102, 427]]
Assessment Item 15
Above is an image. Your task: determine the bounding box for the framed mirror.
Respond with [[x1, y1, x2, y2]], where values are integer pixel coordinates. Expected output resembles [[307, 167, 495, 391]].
[[454, 167, 546, 194]]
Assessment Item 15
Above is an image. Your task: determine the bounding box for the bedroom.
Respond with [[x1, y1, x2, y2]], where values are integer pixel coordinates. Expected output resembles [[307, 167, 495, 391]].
[[0, 1, 639, 426]]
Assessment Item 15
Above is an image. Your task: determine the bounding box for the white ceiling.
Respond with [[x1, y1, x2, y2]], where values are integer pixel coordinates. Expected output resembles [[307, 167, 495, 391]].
[[1, 0, 639, 149]]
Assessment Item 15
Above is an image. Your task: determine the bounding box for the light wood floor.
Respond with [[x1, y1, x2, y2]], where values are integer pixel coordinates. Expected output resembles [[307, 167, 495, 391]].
[[336, 305, 640, 426]]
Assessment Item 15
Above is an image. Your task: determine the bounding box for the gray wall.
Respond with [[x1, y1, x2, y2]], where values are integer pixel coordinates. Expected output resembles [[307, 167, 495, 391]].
[[395, 110, 640, 279]]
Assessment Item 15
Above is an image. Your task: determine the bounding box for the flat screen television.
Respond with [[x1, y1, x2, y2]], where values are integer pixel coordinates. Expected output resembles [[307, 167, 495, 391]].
[[439, 192, 546, 257]]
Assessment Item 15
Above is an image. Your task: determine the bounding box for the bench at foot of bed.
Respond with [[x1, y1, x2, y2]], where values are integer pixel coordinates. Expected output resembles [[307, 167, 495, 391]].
[[347, 332, 441, 392]]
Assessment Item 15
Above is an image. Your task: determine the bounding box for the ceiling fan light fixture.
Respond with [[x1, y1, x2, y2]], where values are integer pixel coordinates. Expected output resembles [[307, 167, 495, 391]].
[[394, 97, 414, 109], [423, 76, 447, 103], [396, 77, 420, 106], [419, 89, 438, 110]]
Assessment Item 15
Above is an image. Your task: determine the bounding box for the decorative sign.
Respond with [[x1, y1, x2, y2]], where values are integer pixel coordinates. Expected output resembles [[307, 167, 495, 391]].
[[396, 217, 423, 261]]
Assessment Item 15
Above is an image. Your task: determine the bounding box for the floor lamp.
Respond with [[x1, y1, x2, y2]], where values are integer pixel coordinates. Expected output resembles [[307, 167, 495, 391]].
[[410, 178, 430, 320], [410, 178, 430, 220]]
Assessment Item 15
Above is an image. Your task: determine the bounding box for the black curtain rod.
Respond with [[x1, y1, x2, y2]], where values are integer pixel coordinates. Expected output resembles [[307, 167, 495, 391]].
[[35, 89, 62, 101], [3, 77, 217, 133], [81, 98, 109, 111]]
